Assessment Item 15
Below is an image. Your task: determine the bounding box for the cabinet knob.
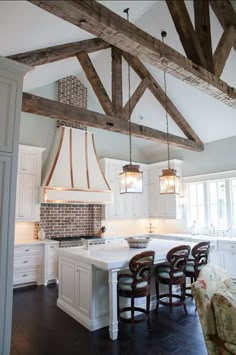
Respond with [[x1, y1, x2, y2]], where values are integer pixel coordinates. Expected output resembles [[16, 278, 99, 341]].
[[50, 246, 54, 249], [23, 274, 27, 277], [23, 260, 28, 263], [24, 249, 29, 252]]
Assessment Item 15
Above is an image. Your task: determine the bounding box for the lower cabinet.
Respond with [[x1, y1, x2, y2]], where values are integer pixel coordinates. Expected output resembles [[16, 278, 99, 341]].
[[57, 256, 109, 331], [219, 241, 236, 279], [43, 242, 59, 285], [14, 244, 43, 286], [14, 241, 59, 287]]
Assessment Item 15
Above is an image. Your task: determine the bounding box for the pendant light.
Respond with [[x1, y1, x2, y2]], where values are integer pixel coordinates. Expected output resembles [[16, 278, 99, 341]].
[[120, 8, 143, 194], [159, 31, 180, 195]]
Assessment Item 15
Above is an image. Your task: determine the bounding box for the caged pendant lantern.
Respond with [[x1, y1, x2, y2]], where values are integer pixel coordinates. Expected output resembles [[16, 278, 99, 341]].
[[159, 31, 180, 195], [120, 8, 143, 194]]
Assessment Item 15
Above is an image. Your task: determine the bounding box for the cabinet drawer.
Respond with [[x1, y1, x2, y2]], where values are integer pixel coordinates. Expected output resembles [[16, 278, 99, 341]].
[[14, 245, 42, 257], [14, 255, 42, 268], [220, 242, 236, 252], [209, 241, 218, 252], [14, 268, 41, 284]]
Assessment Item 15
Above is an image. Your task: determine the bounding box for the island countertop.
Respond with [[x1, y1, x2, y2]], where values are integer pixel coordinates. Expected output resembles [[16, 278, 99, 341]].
[[58, 238, 196, 270]]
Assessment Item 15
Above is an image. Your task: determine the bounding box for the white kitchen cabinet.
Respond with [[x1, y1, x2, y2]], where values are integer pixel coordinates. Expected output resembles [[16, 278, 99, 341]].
[[43, 241, 59, 285], [149, 160, 183, 219], [219, 241, 236, 279], [100, 158, 149, 220], [208, 240, 221, 267], [13, 244, 43, 286], [15, 145, 45, 221]]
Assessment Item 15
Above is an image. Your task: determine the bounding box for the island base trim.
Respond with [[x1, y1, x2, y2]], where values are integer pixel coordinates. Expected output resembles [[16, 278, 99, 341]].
[[57, 298, 109, 331]]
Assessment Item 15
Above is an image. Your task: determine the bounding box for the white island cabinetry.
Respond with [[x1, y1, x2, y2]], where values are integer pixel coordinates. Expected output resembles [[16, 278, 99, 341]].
[[219, 241, 236, 279]]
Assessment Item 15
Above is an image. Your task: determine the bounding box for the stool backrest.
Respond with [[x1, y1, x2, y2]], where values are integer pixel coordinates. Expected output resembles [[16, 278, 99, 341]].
[[192, 241, 210, 273], [129, 251, 155, 286], [166, 245, 191, 276]]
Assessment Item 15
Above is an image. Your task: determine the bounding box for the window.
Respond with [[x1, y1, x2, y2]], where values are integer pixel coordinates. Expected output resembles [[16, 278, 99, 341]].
[[187, 183, 205, 227], [208, 181, 227, 228], [186, 176, 236, 231]]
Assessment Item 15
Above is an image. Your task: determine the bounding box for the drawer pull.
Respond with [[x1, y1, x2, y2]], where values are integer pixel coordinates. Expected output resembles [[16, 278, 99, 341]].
[[24, 249, 29, 252], [22, 274, 27, 277], [23, 261, 28, 263], [50, 246, 55, 249]]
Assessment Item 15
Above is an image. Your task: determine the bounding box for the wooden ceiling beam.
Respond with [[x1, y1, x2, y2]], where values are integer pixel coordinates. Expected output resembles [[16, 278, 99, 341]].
[[213, 25, 236, 77], [166, 0, 207, 68], [122, 77, 150, 120], [28, 0, 236, 109], [22, 93, 204, 152], [8, 38, 110, 66], [193, 0, 214, 73], [77, 51, 115, 116], [111, 46, 123, 114], [122, 52, 203, 144], [210, 0, 236, 51]]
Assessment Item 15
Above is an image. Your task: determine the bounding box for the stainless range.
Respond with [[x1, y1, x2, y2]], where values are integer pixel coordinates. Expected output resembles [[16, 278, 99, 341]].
[[50, 236, 105, 248]]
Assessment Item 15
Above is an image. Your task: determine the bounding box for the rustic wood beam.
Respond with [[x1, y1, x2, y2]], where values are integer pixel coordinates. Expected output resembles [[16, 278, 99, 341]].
[[194, 0, 214, 73], [22, 93, 204, 152], [210, 0, 236, 51], [8, 38, 110, 66], [122, 77, 150, 120], [213, 25, 236, 77], [166, 0, 207, 68], [122, 52, 202, 144], [111, 46, 123, 114], [28, 0, 236, 109], [77, 51, 115, 116]]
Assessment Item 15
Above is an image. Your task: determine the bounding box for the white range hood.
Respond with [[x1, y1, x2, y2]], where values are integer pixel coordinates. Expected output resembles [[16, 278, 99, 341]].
[[41, 126, 112, 204]]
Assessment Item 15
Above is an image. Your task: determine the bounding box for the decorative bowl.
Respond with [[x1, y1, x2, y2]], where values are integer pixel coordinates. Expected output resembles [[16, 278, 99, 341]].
[[125, 237, 151, 248]]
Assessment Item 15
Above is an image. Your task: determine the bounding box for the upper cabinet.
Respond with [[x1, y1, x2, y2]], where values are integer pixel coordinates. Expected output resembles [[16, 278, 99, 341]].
[[100, 158, 149, 220], [149, 160, 183, 219], [100, 158, 183, 220], [16, 145, 45, 221]]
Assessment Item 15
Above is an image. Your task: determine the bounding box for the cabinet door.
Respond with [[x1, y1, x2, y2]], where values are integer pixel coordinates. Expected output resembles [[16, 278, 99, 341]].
[[209, 251, 221, 267], [15, 174, 36, 220], [45, 244, 58, 282], [0, 76, 17, 152], [59, 260, 75, 306], [221, 252, 236, 278], [75, 265, 91, 317], [18, 151, 36, 174]]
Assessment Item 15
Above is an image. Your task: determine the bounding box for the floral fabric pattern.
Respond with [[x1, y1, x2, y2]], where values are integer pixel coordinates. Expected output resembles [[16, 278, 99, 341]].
[[191, 264, 233, 355]]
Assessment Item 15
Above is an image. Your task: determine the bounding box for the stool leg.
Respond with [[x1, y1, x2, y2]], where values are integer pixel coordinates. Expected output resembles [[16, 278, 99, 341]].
[[146, 293, 151, 330], [155, 278, 160, 313], [169, 282, 173, 319], [131, 296, 135, 329], [182, 282, 188, 315]]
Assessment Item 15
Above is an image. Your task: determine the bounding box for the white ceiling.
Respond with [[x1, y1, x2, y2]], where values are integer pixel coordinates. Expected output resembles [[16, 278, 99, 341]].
[[0, 0, 235, 157]]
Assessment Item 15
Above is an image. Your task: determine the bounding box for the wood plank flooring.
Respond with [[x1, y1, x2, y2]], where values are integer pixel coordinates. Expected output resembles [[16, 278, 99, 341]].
[[11, 284, 207, 355]]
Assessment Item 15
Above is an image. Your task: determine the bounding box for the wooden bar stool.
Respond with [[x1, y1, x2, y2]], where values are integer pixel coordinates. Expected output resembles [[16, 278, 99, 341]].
[[155, 245, 191, 318], [186, 241, 210, 298], [117, 250, 155, 330]]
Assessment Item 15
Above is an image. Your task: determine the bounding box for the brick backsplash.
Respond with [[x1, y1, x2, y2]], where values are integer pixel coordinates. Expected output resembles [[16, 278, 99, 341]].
[[39, 204, 102, 238], [57, 75, 87, 130]]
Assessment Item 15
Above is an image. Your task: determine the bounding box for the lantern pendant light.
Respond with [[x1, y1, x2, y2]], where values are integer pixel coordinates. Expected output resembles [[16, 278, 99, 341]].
[[159, 31, 180, 195], [120, 8, 143, 194]]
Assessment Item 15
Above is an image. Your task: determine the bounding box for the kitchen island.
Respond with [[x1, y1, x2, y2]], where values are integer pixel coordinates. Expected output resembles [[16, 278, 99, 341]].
[[57, 237, 196, 340]]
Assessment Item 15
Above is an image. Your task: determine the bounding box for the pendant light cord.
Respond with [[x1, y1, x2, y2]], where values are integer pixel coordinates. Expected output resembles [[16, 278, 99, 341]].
[[161, 31, 170, 170], [124, 8, 132, 166]]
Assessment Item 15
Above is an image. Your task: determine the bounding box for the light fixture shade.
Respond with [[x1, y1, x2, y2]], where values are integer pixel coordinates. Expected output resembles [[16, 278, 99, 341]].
[[120, 165, 143, 193], [159, 168, 180, 194]]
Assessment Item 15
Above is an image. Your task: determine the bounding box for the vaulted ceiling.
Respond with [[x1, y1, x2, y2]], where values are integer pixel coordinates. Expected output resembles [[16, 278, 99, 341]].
[[0, 0, 236, 159]]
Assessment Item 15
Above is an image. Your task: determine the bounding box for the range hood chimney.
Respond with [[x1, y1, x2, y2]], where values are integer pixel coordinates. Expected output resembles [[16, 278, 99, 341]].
[[41, 126, 112, 204]]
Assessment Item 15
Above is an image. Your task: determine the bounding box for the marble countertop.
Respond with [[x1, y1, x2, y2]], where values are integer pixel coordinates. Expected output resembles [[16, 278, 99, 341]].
[[59, 238, 196, 270], [152, 233, 236, 243]]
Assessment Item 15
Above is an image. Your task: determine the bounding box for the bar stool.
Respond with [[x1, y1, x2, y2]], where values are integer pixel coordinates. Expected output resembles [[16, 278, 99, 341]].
[[155, 245, 191, 318], [185, 241, 210, 298], [117, 250, 155, 330]]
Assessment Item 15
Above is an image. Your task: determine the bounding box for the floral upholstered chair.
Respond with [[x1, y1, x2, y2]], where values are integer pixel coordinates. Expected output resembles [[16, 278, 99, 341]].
[[191, 263, 236, 355]]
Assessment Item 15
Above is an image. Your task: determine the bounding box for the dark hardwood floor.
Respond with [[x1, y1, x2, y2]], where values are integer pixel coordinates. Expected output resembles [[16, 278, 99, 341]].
[[11, 284, 207, 355]]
